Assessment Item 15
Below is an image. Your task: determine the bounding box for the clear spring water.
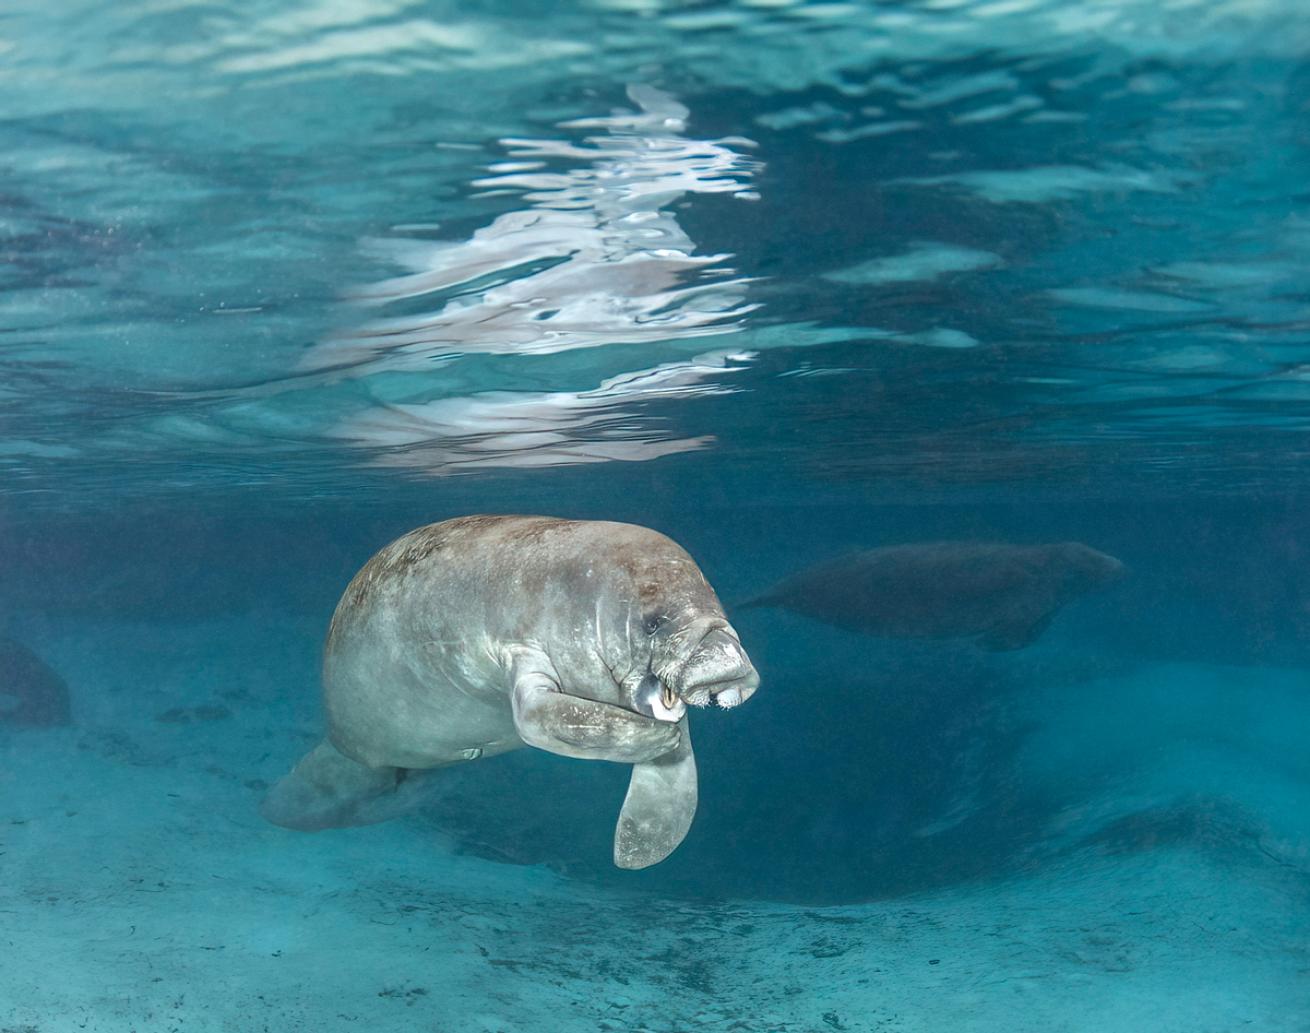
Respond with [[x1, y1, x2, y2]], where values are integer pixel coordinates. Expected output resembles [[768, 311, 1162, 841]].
[[2, 1, 1309, 1030]]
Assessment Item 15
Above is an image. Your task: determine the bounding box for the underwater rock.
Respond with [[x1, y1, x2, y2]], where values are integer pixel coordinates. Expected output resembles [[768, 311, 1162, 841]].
[[0, 635, 72, 726], [738, 540, 1125, 650], [260, 515, 759, 870], [155, 704, 231, 724]]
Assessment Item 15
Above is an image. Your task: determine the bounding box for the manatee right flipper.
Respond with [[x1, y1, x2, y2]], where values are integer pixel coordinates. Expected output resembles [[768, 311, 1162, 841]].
[[614, 715, 698, 870], [979, 609, 1056, 651], [509, 649, 681, 763], [260, 738, 443, 831]]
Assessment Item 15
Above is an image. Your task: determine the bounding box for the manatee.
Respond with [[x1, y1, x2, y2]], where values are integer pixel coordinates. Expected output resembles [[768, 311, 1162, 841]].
[[738, 541, 1125, 650], [0, 636, 72, 726], [261, 515, 759, 869]]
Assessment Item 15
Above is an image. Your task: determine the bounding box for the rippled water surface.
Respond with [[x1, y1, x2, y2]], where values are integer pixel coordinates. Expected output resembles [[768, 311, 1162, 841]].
[[3, 0, 1309, 504]]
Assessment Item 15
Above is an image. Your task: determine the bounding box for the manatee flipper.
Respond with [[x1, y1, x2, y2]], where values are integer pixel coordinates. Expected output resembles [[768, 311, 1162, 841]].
[[509, 650, 681, 763], [732, 592, 776, 613], [979, 609, 1056, 651], [614, 715, 698, 870], [260, 738, 443, 831]]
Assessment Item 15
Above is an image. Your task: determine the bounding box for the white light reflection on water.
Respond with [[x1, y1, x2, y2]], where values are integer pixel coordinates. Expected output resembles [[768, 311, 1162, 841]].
[[304, 85, 760, 374], [309, 84, 764, 473], [334, 348, 754, 473]]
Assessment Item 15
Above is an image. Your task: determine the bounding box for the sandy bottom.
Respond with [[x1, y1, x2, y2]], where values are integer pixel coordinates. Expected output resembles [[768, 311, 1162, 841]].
[[2, 616, 1307, 1033]]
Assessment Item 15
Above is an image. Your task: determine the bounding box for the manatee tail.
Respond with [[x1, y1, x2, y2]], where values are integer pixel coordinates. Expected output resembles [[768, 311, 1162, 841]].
[[261, 739, 446, 831]]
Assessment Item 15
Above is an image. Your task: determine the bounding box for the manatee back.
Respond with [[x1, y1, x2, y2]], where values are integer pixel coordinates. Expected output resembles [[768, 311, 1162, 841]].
[[741, 542, 1053, 638], [332, 515, 721, 643]]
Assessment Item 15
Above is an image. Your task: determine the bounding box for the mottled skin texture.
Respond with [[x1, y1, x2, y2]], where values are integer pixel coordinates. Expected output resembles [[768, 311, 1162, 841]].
[[262, 515, 758, 869], [740, 541, 1125, 650]]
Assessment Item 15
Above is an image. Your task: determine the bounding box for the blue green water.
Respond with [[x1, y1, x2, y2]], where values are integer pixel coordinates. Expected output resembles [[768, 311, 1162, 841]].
[[2, 1, 1309, 1030]]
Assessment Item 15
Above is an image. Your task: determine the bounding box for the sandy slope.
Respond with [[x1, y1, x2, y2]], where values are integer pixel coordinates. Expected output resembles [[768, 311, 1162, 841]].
[[1, 617, 1306, 1033]]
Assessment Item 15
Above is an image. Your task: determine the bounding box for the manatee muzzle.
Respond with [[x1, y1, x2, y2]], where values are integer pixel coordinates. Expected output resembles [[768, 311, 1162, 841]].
[[669, 628, 759, 709]]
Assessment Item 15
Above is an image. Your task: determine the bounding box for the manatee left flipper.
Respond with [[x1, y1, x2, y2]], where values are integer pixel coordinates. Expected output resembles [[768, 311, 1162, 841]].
[[510, 648, 681, 763], [614, 715, 698, 870], [979, 609, 1056, 651]]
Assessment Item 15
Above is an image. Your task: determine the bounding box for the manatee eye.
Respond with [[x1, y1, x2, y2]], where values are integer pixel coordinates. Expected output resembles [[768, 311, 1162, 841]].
[[643, 614, 667, 636]]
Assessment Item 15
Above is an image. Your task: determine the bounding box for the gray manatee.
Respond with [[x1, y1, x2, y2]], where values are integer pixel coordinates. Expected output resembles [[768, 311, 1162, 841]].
[[739, 541, 1124, 650], [261, 515, 759, 869]]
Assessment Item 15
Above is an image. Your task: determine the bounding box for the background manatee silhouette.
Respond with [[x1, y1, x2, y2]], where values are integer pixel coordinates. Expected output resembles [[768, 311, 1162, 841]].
[[0, 635, 72, 726], [738, 541, 1125, 651]]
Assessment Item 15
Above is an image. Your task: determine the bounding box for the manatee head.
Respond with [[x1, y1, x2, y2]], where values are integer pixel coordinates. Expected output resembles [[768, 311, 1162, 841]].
[[1051, 542, 1127, 593], [649, 617, 759, 712]]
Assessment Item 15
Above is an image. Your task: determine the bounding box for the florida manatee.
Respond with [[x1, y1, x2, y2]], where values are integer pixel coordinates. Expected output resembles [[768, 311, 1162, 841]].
[[738, 541, 1125, 650]]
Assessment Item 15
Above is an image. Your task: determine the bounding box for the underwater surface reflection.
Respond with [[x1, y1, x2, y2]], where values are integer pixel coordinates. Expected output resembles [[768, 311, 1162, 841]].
[[1, 0, 1309, 499]]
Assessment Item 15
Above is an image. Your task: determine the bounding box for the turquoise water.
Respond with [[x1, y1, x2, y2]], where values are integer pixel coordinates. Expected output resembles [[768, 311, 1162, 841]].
[[2, 1, 1309, 1030]]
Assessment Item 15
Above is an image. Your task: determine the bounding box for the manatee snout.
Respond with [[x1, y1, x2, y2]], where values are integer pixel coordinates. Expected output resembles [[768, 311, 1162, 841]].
[[1083, 546, 1128, 585], [669, 628, 759, 709], [1052, 542, 1128, 594]]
